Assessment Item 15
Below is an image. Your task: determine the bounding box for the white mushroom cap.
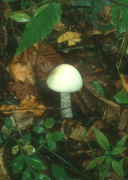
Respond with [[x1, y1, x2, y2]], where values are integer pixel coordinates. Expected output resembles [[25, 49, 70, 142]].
[[47, 64, 83, 92]]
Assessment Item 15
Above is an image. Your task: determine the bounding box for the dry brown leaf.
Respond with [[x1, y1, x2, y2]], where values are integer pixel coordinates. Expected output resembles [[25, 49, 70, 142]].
[[20, 95, 46, 117], [7, 63, 28, 83], [0, 95, 46, 117], [120, 73, 128, 93], [119, 109, 128, 130], [98, 5, 111, 21], [61, 120, 87, 142], [0, 147, 11, 180], [54, 21, 67, 31], [57, 31, 81, 46], [0, 104, 17, 114], [7, 43, 63, 98]]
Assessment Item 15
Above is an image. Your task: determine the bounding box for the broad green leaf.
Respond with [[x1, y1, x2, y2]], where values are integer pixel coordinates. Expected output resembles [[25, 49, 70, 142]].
[[112, 0, 128, 33], [115, 135, 127, 147], [35, 173, 51, 180], [33, 126, 44, 134], [47, 139, 56, 151], [86, 156, 105, 170], [51, 164, 69, 179], [12, 155, 25, 174], [44, 117, 55, 129], [26, 155, 45, 171], [98, 169, 109, 180], [112, 160, 124, 179], [9, 12, 31, 23], [111, 147, 127, 155], [34, 4, 49, 17], [92, 81, 105, 97], [22, 170, 32, 180], [114, 90, 128, 104], [51, 131, 64, 141], [15, 3, 62, 56], [94, 128, 110, 150], [4, 118, 13, 129], [105, 157, 112, 169]]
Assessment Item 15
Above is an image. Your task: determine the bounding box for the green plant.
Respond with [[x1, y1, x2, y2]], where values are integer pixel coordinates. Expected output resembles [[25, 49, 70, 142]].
[[7, 1, 62, 56], [86, 128, 127, 179], [0, 117, 65, 180]]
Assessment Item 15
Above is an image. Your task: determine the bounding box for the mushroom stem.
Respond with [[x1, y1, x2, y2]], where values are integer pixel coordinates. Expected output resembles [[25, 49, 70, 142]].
[[60, 92, 73, 118]]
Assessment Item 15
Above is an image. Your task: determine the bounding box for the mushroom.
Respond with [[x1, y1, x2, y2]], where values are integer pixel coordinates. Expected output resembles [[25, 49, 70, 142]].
[[46, 64, 83, 118]]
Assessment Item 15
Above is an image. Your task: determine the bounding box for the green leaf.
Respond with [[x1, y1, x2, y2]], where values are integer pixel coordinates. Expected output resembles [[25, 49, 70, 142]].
[[105, 157, 112, 169], [22, 170, 32, 180], [34, 4, 49, 17], [9, 12, 31, 23], [26, 155, 45, 171], [12, 155, 25, 174], [44, 117, 55, 129], [115, 135, 127, 147], [39, 136, 45, 146], [114, 90, 128, 104], [35, 173, 51, 180], [47, 139, 56, 151], [21, 133, 31, 144], [51, 131, 64, 141], [112, 0, 128, 33], [112, 160, 124, 179], [94, 128, 110, 150], [98, 169, 109, 180], [111, 147, 127, 155], [15, 3, 62, 56], [12, 145, 19, 155], [51, 164, 69, 180], [4, 118, 13, 129], [23, 144, 36, 155], [86, 156, 105, 170], [92, 81, 105, 97], [33, 126, 44, 134]]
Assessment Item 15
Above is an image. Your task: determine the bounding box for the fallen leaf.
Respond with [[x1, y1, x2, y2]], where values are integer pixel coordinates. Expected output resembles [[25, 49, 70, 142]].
[[0, 104, 17, 114], [7, 63, 27, 82], [57, 31, 81, 46], [120, 73, 128, 93], [0, 95, 46, 117], [0, 147, 11, 180], [54, 21, 67, 31]]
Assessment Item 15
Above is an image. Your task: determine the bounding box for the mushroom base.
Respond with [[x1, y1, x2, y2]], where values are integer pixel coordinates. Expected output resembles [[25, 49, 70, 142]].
[[60, 92, 73, 118]]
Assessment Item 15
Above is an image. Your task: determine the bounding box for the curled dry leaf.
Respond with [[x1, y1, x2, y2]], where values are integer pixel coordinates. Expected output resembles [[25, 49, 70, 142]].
[[57, 31, 81, 46]]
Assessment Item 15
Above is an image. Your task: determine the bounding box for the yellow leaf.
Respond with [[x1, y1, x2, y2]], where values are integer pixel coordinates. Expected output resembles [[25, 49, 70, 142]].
[[57, 31, 81, 46]]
